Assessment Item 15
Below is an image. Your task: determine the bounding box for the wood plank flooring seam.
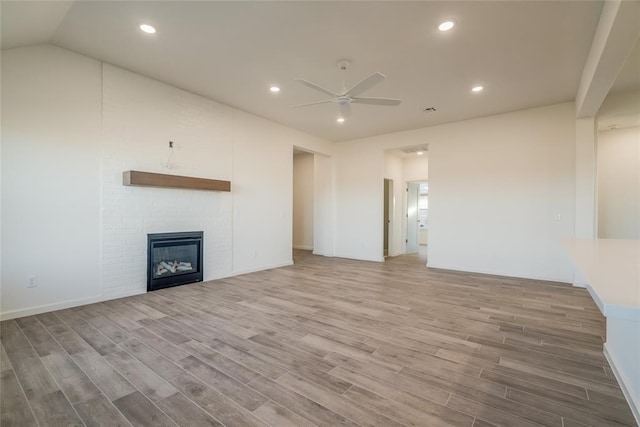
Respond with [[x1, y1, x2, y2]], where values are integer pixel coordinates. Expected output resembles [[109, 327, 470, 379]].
[[31, 313, 130, 423], [14, 317, 88, 426], [1, 366, 42, 427], [327, 361, 473, 424], [341, 383, 354, 396], [46, 311, 191, 426], [112, 336, 240, 425], [53, 310, 117, 355], [163, 385, 226, 426], [444, 392, 453, 406], [274, 372, 411, 427], [105, 345, 223, 426], [145, 371, 228, 426]]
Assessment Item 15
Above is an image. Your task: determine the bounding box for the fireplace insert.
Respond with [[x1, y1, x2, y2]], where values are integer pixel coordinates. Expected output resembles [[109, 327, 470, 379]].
[[147, 231, 203, 291]]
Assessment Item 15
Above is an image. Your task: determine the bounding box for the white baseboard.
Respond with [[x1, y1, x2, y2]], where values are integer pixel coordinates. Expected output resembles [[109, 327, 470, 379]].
[[331, 251, 384, 263], [585, 284, 606, 316], [0, 261, 296, 320], [101, 288, 147, 302], [232, 260, 294, 276], [293, 245, 313, 250], [336, 255, 384, 263], [604, 343, 640, 426], [425, 262, 571, 284], [1, 295, 103, 321], [0, 287, 146, 321]]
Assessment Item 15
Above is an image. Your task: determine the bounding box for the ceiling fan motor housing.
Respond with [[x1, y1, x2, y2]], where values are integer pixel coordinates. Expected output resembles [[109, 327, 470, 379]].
[[337, 59, 351, 71]]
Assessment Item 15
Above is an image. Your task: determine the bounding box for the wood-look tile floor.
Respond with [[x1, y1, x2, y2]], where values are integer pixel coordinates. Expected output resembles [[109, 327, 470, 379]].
[[1, 249, 636, 427]]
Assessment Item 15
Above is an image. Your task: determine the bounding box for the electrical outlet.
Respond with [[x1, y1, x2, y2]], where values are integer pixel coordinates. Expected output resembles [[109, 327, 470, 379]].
[[27, 276, 38, 288]]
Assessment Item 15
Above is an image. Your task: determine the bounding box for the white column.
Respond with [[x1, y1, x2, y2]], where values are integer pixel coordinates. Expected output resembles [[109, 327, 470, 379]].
[[575, 117, 597, 239], [313, 153, 334, 257]]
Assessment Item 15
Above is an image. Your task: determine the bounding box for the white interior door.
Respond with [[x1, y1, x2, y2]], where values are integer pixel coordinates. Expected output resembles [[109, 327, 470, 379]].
[[406, 182, 419, 253]]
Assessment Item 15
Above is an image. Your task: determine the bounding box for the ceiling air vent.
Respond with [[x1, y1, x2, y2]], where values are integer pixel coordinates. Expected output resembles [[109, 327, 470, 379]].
[[401, 145, 429, 154]]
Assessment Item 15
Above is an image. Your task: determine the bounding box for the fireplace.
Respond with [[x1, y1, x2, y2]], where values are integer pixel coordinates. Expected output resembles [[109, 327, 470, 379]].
[[147, 231, 203, 292]]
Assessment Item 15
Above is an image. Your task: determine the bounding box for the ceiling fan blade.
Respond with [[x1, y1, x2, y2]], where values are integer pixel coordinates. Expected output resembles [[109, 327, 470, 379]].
[[344, 72, 385, 97], [351, 97, 402, 106], [292, 100, 333, 108], [340, 102, 351, 117], [295, 78, 339, 98]]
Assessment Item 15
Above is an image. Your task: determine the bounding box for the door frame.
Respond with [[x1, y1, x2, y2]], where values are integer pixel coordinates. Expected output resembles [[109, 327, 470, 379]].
[[383, 178, 393, 257]]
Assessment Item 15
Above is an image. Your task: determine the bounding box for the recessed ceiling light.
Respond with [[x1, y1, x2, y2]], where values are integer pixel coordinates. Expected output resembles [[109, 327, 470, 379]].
[[269, 86, 280, 93], [337, 117, 345, 123], [139, 24, 156, 34], [417, 151, 424, 155], [471, 85, 484, 92], [438, 21, 455, 31]]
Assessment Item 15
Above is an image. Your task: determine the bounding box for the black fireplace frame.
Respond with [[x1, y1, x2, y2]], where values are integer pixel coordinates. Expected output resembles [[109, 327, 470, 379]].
[[147, 231, 203, 292]]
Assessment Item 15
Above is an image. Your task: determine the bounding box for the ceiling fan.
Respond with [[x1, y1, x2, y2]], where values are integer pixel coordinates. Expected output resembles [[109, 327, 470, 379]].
[[293, 60, 401, 118]]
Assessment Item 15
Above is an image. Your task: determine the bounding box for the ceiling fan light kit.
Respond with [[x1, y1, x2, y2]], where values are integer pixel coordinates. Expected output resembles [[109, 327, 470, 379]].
[[438, 20, 455, 31], [293, 59, 402, 121], [139, 24, 156, 34]]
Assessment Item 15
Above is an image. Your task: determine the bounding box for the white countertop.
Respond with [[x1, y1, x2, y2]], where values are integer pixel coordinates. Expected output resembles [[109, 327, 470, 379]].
[[562, 238, 640, 320]]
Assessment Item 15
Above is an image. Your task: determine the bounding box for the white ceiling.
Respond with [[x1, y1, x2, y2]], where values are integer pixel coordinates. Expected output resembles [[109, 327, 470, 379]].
[[597, 35, 640, 131], [609, 35, 640, 95], [0, 1, 612, 142], [0, 1, 73, 48]]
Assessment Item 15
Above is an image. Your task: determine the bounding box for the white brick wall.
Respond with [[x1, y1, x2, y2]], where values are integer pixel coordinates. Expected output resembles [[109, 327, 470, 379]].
[[101, 65, 233, 297]]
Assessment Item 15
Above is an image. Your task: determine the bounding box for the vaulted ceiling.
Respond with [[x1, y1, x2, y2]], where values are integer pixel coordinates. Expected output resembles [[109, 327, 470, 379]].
[[1, 1, 635, 142]]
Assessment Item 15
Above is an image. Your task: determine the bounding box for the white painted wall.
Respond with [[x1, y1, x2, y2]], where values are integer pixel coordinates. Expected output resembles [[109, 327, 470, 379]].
[[428, 105, 575, 281], [293, 152, 314, 250], [597, 126, 640, 239], [574, 117, 597, 240], [333, 143, 384, 262], [1, 45, 102, 317], [1, 44, 333, 319], [403, 155, 429, 182], [384, 152, 404, 257], [230, 110, 304, 275], [313, 154, 334, 257], [597, 90, 640, 130], [334, 102, 576, 282], [0, 40, 3, 315]]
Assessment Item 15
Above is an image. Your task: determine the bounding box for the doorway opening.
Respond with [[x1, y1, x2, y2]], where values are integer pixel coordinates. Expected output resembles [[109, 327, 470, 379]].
[[383, 144, 428, 262], [406, 181, 428, 257], [293, 148, 314, 253]]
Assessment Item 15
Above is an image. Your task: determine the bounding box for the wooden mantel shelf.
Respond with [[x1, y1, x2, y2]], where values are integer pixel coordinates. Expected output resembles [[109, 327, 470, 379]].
[[123, 170, 231, 192]]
